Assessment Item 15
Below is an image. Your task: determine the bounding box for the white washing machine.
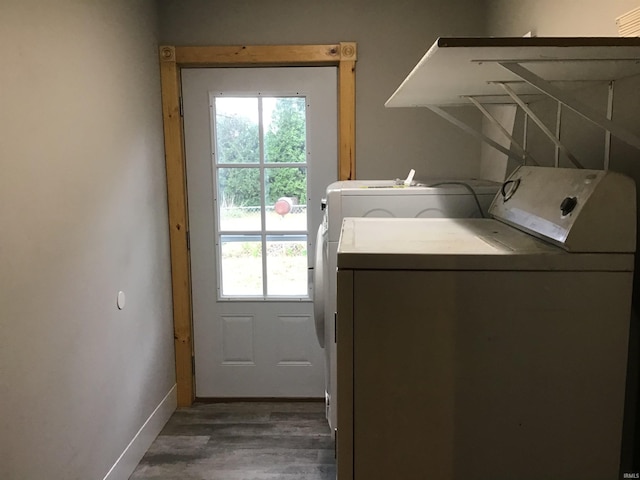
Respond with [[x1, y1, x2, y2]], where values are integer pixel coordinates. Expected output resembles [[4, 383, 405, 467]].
[[312, 178, 501, 434], [335, 166, 636, 480]]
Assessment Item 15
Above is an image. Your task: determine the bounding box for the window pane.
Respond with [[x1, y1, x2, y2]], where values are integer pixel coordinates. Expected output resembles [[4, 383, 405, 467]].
[[263, 97, 306, 164], [218, 168, 261, 231], [264, 167, 307, 231], [266, 235, 308, 296], [215, 97, 259, 164], [220, 235, 263, 296]]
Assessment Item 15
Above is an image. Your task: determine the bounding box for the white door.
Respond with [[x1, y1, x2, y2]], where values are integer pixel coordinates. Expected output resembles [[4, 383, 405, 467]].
[[182, 67, 337, 397]]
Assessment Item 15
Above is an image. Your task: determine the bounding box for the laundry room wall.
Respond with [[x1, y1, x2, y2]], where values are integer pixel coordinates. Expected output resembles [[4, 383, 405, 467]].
[[486, 0, 639, 37], [157, 0, 489, 181], [0, 1, 176, 479], [480, 0, 640, 181]]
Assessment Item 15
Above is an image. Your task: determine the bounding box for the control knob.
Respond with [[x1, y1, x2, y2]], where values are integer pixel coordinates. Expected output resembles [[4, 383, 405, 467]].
[[560, 196, 577, 216]]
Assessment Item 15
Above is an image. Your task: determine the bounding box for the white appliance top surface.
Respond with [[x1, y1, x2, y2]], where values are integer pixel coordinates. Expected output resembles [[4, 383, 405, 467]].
[[337, 218, 633, 272]]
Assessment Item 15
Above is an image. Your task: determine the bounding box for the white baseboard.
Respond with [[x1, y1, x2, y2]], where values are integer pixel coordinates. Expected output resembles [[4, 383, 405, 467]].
[[103, 384, 177, 480]]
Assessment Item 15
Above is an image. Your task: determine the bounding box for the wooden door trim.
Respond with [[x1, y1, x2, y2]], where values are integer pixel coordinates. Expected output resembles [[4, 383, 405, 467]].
[[159, 43, 357, 406]]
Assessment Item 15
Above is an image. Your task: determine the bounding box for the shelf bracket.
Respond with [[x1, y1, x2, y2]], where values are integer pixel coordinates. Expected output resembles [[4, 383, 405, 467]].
[[426, 105, 526, 164], [466, 96, 539, 166], [499, 61, 640, 151], [555, 103, 563, 168], [495, 81, 584, 169], [523, 113, 528, 153], [604, 81, 614, 170]]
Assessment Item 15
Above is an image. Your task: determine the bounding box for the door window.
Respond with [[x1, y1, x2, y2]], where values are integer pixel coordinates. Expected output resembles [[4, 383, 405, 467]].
[[213, 96, 309, 299]]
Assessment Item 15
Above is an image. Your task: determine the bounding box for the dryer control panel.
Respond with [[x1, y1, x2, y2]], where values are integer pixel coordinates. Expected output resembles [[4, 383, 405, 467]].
[[489, 166, 636, 252]]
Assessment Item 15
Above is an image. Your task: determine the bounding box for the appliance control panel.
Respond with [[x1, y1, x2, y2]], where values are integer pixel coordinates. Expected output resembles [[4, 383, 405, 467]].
[[489, 166, 636, 252]]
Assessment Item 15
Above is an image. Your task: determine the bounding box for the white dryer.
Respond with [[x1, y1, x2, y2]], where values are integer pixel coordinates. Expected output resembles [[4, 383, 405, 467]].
[[313, 178, 500, 433]]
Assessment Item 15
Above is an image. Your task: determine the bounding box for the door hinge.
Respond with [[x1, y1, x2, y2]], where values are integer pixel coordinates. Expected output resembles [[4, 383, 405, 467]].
[[186, 230, 191, 250], [179, 96, 184, 117], [334, 312, 337, 343], [191, 355, 195, 374]]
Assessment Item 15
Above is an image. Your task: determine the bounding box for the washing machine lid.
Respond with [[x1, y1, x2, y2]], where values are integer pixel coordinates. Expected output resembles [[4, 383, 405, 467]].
[[490, 166, 636, 253], [337, 217, 634, 272]]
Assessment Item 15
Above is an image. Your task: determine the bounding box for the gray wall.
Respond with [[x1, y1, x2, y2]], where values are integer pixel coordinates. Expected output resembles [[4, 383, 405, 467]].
[[486, 0, 639, 37], [0, 1, 176, 479], [481, 1, 640, 180], [158, 0, 489, 181]]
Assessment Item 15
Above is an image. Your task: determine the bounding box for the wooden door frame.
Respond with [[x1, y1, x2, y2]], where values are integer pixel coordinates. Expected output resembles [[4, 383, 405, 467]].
[[158, 43, 357, 406]]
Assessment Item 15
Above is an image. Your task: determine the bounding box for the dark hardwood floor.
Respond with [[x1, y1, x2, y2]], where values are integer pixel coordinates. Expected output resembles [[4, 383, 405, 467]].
[[129, 401, 335, 480]]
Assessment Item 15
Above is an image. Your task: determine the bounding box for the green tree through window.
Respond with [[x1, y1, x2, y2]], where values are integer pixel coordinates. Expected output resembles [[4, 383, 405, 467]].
[[216, 114, 261, 206], [216, 97, 307, 207], [265, 98, 307, 204]]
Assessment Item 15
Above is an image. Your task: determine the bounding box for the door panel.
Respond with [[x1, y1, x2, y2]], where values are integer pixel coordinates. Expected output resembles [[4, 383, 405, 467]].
[[182, 67, 337, 397]]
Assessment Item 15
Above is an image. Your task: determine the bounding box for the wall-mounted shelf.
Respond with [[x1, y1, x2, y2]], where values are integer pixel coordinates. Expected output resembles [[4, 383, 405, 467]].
[[385, 37, 640, 168], [386, 37, 640, 107]]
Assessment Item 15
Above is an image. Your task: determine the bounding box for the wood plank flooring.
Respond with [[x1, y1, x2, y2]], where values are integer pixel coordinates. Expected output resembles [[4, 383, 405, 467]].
[[129, 401, 335, 480]]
